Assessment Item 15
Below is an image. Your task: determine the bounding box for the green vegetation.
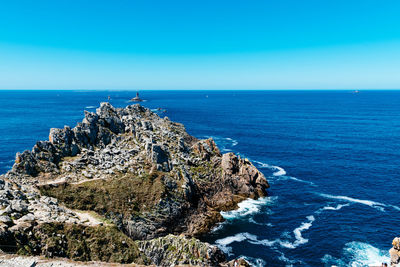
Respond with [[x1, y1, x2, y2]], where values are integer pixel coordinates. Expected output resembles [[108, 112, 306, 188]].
[[39, 172, 166, 218], [137, 234, 214, 264], [189, 161, 221, 183], [15, 223, 147, 264]]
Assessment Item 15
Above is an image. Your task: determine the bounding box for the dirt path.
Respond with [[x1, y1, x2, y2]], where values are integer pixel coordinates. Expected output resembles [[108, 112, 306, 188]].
[[37, 177, 107, 187], [72, 210, 108, 226]]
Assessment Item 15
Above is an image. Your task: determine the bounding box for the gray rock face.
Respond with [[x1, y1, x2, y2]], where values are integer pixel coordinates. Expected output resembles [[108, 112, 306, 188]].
[[221, 153, 239, 174], [136, 234, 225, 266], [1, 103, 268, 266], [151, 145, 170, 171], [13, 151, 38, 176]]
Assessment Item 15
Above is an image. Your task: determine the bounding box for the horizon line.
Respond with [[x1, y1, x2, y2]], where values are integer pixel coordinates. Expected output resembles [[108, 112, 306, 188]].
[[1, 88, 400, 91]]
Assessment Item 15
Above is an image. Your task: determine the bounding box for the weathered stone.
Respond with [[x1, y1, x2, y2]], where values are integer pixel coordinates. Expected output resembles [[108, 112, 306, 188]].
[[2, 103, 270, 266], [137, 234, 225, 266], [0, 215, 12, 224], [221, 153, 239, 175], [17, 213, 35, 222], [12, 151, 38, 176]]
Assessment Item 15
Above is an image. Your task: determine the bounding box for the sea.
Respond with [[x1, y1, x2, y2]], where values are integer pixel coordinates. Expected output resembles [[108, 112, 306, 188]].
[[0, 90, 399, 266]]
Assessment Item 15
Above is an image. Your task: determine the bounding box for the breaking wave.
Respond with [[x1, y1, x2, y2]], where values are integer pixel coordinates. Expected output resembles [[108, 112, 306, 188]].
[[291, 215, 315, 248], [215, 214, 315, 252], [85, 106, 96, 109], [238, 256, 266, 267], [318, 193, 387, 211], [220, 196, 277, 220], [253, 160, 287, 176], [272, 166, 286, 176], [277, 175, 316, 186], [215, 232, 258, 255], [321, 203, 350, 211], [321, 241, 390, 267], [315, 203, 351, 215], [253, 160, 315, 186], [248, 217, 273, 226], [226, 137, 238, 146]]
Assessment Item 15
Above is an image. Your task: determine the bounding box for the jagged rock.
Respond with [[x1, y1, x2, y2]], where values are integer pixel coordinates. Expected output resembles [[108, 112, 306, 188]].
[[1, 103, 270, 266], [96, 102, 124, 134], [0, 215, 12, 224], [136, 234, 225, 266], [151, 145, 170, 171], [221, 153, 239, 175], [13, 151, 38, 176], [390, 237, 400, 266], [10, 200, 28, 213]]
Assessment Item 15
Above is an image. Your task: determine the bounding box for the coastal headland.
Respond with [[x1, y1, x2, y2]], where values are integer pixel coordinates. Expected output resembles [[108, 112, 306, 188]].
[[0, 103, 268, 266]]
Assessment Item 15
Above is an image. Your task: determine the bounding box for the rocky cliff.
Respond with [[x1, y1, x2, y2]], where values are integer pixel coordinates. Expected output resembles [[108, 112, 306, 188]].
[[0, 103, 269, 266]]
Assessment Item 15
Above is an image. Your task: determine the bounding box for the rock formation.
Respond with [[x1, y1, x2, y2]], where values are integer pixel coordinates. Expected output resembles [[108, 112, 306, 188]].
[[0, 103, 269, 266], [391, 237, 400, 266]]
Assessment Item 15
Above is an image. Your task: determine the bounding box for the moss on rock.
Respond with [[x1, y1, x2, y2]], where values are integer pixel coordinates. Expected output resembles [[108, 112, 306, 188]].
[[12, 222, 147, 264], [38, 172, 166, 217]]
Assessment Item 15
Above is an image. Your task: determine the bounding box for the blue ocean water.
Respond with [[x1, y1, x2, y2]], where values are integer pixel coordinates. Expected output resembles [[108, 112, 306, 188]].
[[1, 90, 400, 266]]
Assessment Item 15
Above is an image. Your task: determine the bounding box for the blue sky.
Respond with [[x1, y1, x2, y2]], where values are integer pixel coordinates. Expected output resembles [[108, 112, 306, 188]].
[[0, 0, 399, 89]]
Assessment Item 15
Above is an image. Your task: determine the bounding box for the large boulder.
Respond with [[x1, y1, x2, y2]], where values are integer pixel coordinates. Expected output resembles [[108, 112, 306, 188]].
[[390, 237, 400, 266]]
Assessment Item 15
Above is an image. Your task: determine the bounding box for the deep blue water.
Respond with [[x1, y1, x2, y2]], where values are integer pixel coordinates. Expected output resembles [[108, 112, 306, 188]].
[[1, 90, 400, 266]]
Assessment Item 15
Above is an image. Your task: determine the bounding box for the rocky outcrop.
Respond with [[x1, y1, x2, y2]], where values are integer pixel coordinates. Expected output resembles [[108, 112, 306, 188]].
[[136, 234, 225, 266], [0, 103, 268, 266], [390, 237, 400, 266]]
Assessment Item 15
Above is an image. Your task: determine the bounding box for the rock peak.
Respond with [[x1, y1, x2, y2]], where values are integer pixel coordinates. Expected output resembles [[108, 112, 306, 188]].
[[1, 103, 268, 266]]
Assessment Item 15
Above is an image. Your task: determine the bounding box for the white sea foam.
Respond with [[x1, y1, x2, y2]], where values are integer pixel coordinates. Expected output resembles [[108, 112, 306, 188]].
[[390, 204, 400, 211], [291, 215, 315, 247], [252, 160, 287, 176], [318, 193, 386, 211], [210, 222, 225, 233], [215, 233, 276, 254], [253, 160, 315, 185], [220, 196, 277, 220], [225, 215, 315, 250], [248, 217, 273, 226], [218, 202, 347, 256], [321, 241, 390, 267], [203, 136, 239, 151], [215, 232, 258, 255], [285, 176, 315, 186], [215, 232, 258, 246], [277, 251, 305, 267], [85, 106, 96, 109], [226, 137, 238, 146], [272, 166, 286, 176], [258, 215, 315, 249], [321, 203, 350, 211], [238, 255, 267, 267]]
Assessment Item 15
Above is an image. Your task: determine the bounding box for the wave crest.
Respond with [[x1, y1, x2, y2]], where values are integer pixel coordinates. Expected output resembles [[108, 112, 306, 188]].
[[220, 197, 277, 220], [322, 241, 390, 267], [318, 193, 386, 211]]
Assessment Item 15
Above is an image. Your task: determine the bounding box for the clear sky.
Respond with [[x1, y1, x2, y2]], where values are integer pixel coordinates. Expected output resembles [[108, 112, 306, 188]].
[[0, 0, 400, 90]]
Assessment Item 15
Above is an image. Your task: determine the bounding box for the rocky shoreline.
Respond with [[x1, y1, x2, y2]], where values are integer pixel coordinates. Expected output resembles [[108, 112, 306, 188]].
[[0, 103, 269, 266]]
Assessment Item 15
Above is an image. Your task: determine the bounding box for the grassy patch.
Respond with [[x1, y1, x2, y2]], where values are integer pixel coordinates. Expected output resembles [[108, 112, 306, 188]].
[[38, 172, 166, 218], [189, 161, 221, 183], [14, 223, 147, 264]]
